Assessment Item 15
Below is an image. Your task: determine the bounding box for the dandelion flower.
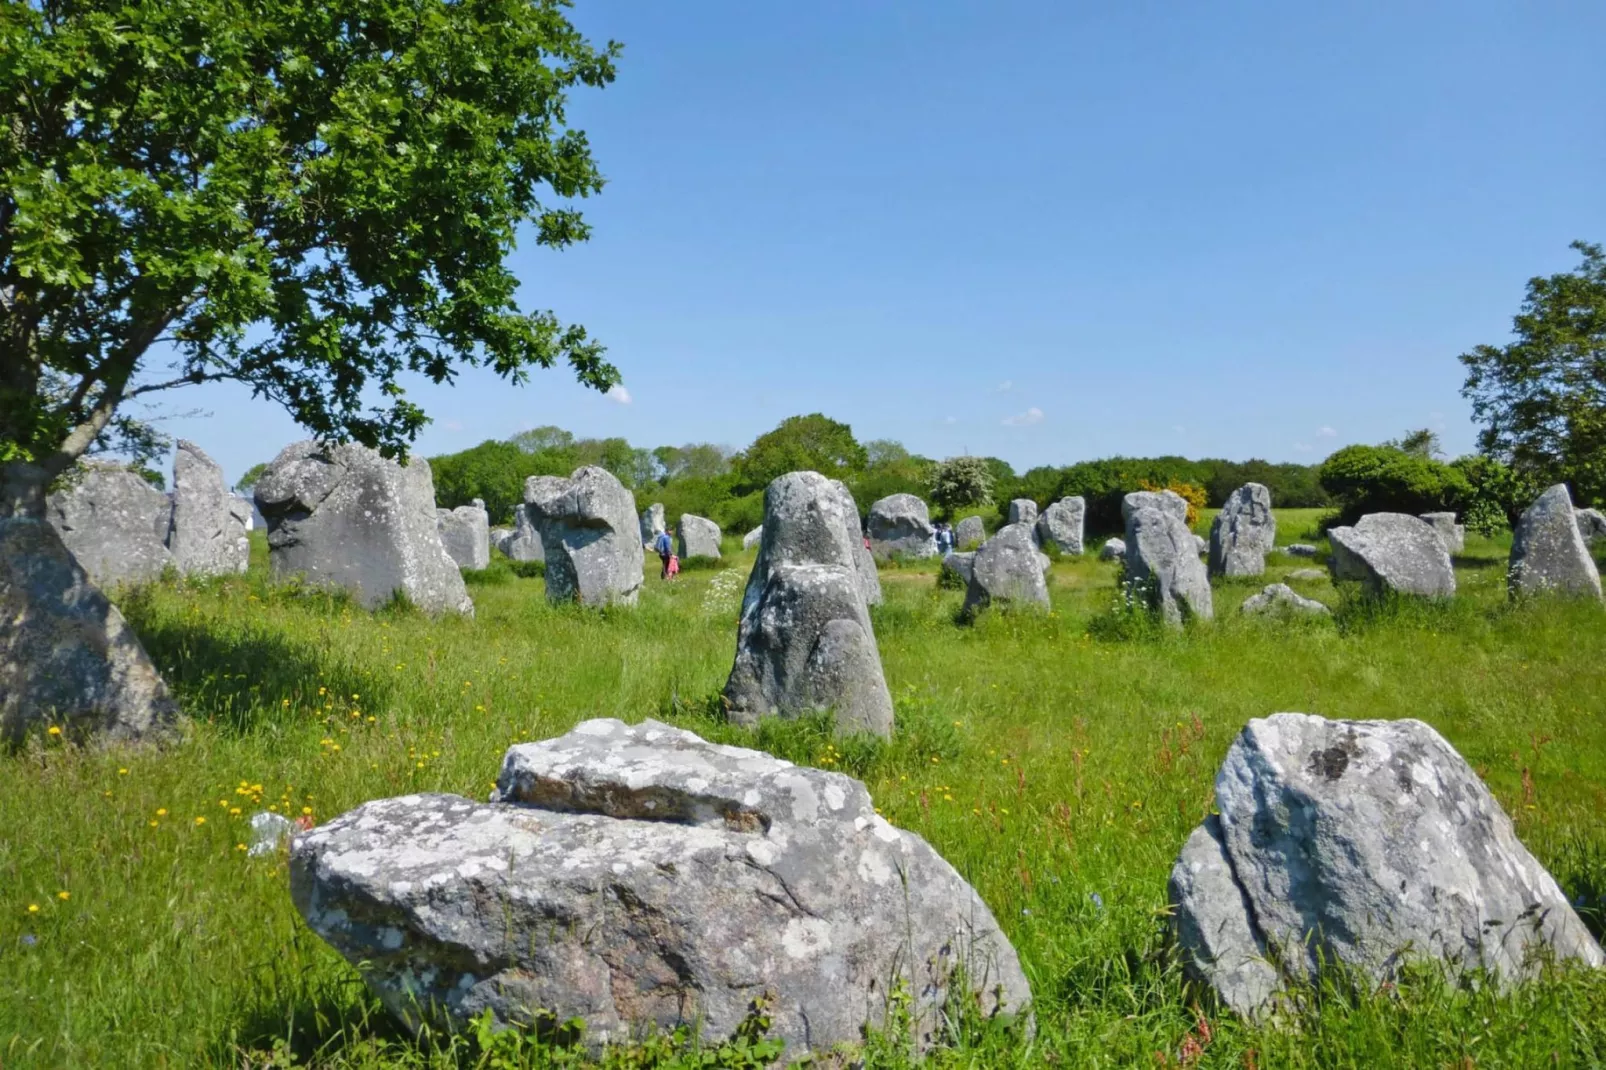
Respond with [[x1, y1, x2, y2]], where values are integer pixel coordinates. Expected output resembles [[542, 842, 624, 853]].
[[28, 904, 40, 914], [118, 768, 128, 775], [235, 843, 247, 851], [194, 816, 206, 826], [56, 891, 69, 901], [155, 808, 167, 817], [301, 806, 313, 816]]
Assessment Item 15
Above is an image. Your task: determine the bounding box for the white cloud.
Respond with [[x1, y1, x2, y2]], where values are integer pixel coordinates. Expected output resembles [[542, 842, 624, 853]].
[[1002, 406, 1044, 427], [1317, 426, 1336, 437], [1293, 442, 1313, 452], [605, 385, 633, 405], [995, 380, 1013, 393]]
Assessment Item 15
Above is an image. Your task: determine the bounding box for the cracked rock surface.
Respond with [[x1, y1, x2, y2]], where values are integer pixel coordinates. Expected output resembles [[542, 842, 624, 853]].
[[291, 719, 1031, 1060]]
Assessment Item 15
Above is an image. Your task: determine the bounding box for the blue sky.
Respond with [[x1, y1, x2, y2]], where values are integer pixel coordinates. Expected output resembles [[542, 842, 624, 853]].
[[148, 0, 1606, 485]]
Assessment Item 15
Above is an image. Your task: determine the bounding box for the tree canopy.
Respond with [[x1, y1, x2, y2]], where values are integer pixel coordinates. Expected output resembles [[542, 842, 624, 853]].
[[1, 0, 620, 490], [732, 414, 867, 493]]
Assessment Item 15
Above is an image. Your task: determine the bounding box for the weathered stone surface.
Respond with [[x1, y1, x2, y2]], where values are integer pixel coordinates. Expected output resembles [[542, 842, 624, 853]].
[[436, 500, 491, 570], [742, 525, 764, 550], [500, 507, 545, 562], [962, 523, 1050, 617], [46, 463, 175, 587], [1193, 533, 1208, 556], [866, 493, 937, 559], [1169, 714, 1603, 1019], [1284, 543, 1317, 558], [1007, 499, 1038, 528], [249, 811, 294, 857], [678, 514, 723, 560], [1209, 483, 1275, 578], [724, 472, 892, 737], [1035, 497, 1085, 555], [640, 503, 666, 547], [1121, 489, 1188, 526], [291, 719, 1031, 1059], [1327, 513, 1455, 598], [834, 480, 882, 608], [1577, 507, 1606, 543], [1098, 538, 1125, 561], [168, 440, 250, 577], [1509, 485, 1602, 600], [524, 468, 644, 607], [255, 442, 473, 615], [0, 516, 180, 743], [1287, 568, 1327, 582], [1123, 494, 1213, 625], [1240, 583, 1330, 617], [488, 526, 512, 554], [955, 515, 986, 550], [940, 551, 974, 588], [1419, 512, 1465, 555]]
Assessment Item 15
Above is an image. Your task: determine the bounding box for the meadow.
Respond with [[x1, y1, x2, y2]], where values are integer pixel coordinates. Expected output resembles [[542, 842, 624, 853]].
[[4, 510, 1606, 1068]]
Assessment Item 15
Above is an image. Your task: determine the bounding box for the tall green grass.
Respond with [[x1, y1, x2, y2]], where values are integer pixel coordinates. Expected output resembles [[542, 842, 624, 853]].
[[2, 524, 1604, 1067]]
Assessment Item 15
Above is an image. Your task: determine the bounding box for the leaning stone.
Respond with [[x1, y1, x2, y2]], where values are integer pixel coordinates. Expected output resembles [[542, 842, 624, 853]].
[[525, 468, 643, 606], [1007, 499, 1038, 528], [724, 472, 892, 737], [742, 525, 764, 550], [1576, 507, 1606, 543], [168, 440, 250, 577], [678, 514, 723, 560], [1209, 483, 1275, 578], [436, 499, 491, 570], [1327, 513, 1454, 598], [962, 523, 1050, 617], [1418, 512, 1465, 555], [45, 463, 175, 587], [255, 442, 474, 615], [1098, 538, 1125, 561], [1169, 713, 1603, 1020], [0, 515, 180, 743], [1509, 485, 1602, 600], [291, 719, 1032, 1058], [1035, 497, 1085, 555], [1123, 495, 1212, 625], [1239, 583, 1329, 617], [640, 502, 666, 547], [955, 515, 986, 550], [867, 493, 937, 559]]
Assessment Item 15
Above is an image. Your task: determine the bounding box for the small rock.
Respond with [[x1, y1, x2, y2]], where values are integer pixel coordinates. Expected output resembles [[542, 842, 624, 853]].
[[249, 811, 295, 857], [1284, 544, 1317, 558], [1287, 568, 1327, 582], [1239, 583, 1330, 617], [742, 525, 763, 550], [1098, 538, 1125, 561]]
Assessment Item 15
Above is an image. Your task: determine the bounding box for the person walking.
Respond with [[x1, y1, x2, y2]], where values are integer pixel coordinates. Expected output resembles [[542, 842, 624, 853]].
[[654, 529, 673, 579]]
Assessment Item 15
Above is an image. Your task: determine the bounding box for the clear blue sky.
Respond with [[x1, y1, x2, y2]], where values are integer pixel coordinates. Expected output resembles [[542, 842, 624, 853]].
[[150, 0, 1606, 486]]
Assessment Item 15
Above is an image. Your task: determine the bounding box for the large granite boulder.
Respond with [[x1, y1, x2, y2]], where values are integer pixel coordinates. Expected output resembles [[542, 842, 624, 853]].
[[866, 493, 937, 560], [291, 719, 1031, 1059], [954, 515, 985, 550], [723, 472, 892, 737], [1169, 713, 1603, 1020], [1239, 583, 1329, 618], [254, 441, 473, 615], [1576, 507, 1606, 543], [0, 513, 180, 743], [1419, 512, 1465, 555], [1509, 484, 1602, 600], [1327, 513, 1455, 598], [1006, 499, 1038, 528], [1208, 483, 1275, 578], [1035, 497, 1085, 555], [499, 506, 544, 562], [961, 523, 1049, 617], [524, 468, 644, 607], [1123, 493, 1213, 625], [742, 525, 764, 550], [678, 514, 723, 560], [168, 440, 250, 577], [436, 499, 491, 571], [46, 463, 175, 587], [640, 503, 666, 547], [1098, 538, 1125, 562]]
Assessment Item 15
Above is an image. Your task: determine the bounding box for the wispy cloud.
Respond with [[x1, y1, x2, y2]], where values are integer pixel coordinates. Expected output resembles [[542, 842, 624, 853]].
[[605, 385, 633, 405], [1002, 406, 1043, 427], [995, 380, 1013, 393], [1317, 426, 1336, 438]]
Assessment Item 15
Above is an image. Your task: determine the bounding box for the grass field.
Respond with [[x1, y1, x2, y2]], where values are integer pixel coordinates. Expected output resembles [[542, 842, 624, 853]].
[[4, 509, 1606, 1067]]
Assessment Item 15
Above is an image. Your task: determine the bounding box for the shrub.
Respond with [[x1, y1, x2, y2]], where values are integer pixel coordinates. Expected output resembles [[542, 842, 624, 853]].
[[1319, 445, 1472, 523]]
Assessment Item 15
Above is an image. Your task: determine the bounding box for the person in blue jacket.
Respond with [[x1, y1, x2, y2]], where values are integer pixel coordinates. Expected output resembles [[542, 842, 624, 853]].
[[653, 529, 673, 579]]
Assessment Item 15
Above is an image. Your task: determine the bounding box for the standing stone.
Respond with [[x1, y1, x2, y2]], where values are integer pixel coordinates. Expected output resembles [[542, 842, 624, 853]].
[[291, 718, 1031, 1056], [939, 551, 975, 588], [500, 506, 544, 562], [1509, 484, 1602, 600], [1327, 513, 1455, 598], [1418, 511, 1466, 554], [167, 440, 250, 577], [866, 493, 937, 559], [742, 525, 764, 550], [436, 499, 491, 571], [640, 502, 666, 547], [955, 515, 986, 550], [488, 525, 512, 552], [961, 523, 1050, 617], [833, 480, 882, 608], [0, 510, 180, 743], [254, 441, 473, 615], [1098, 538, 1125, 561], [524, 467, 644, 607], [46, 463, 175, 587], [1209, 483, 1275, 578], [1239, 583, 1330, 617], [1169, 713, 1603, 1020], [1035, 497, 1085, 555], [724, 471, 893, 737], [1121, 489, 1189, 526], [1007, 499, 1038, 528], [1576, 507, 1606, 543], [1123, 493, 1213, 625], [678, 514, 723, 560]]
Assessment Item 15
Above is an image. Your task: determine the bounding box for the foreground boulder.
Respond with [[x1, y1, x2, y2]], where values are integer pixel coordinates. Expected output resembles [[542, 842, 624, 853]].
[[955, 515, 985, 549], [1169, 713, 1602, 1019], [0, 513, 180, 743], [436, 500, 491, 570], [724, 472, 892, 737], [1239, 583, 1329, 617], [291, 719, 1031, 1059], [255, 442, 473, 615], [524, 468, 644, 607], [866, 493, 937, 559], [640, 503, 666, 547], [1035, 497, 1085, 555], [1123, 492, 1212, 624], [1208, 483, 1274, 578], [962, 523, 1049, 617], [1419, 511, 1465, 555], [168, 440, 250, 577], [678, 514, 723, 560], [1327, 513, 1455, 598], [499, 507, 544, 562], [1509, 485, 1602, 600], [46, 463, 175, 587]]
